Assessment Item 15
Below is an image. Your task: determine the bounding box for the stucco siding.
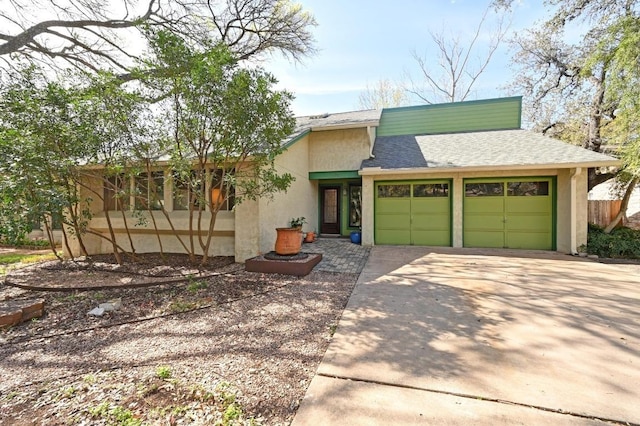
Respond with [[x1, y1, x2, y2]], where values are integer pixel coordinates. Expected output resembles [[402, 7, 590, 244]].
[[258, 134, 317, 255], [84, 211, 235, 256], [309, 128, 370, 172]]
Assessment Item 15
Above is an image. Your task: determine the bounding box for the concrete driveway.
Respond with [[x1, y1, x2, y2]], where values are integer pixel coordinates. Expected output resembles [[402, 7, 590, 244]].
[[293, 247, 640, 425]]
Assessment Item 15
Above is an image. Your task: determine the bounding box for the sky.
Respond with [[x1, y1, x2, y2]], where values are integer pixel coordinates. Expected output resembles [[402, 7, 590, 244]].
[[266, 0, 553, 117]]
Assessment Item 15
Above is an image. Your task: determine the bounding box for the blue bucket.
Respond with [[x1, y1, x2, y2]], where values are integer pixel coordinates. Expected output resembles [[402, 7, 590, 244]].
[[350, 231, 361, 244]]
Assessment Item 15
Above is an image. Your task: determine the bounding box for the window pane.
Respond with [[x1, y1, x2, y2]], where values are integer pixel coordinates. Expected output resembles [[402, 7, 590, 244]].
[[465, 183, 504, 197], [378, 184, 410, 198], [135, 171, 164, 210], [508, 181, 549, 196], [414, 183, 449, 197], [349, 185, 362, 227], [173, 171, 204, 211], [324, 189, 338, 223], [104, 175, 129, 211], [210, 169, 235, 211]]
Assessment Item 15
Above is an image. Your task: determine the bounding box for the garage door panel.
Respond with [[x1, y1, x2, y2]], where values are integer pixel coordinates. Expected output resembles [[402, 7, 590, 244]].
[[376, 213, 411, 230], [506, 214, 551, 231], [377, 199, 410, 214], [465, 198, 504, 213], [507, 232, 552, 250], [376, 229, 410, 245], [411, 198, 449, 213], [412, 230, 450, 246], [411, 213, 449, 230], [464, 214, 504, 231], [464, 231, 504, 248], [506, 198, 551, 214]]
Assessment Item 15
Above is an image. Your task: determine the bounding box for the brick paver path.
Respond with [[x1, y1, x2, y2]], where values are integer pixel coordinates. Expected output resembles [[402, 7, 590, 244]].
[[303, 237, 370, 274]]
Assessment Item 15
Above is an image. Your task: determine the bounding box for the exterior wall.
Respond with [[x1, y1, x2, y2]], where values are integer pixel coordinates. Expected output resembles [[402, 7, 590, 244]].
[[377, 97, 522, 137], [309, 128, 371, 172], [64, 170, 236, 259], [361, 167, 589, 253], [257, 134, 318, 256]]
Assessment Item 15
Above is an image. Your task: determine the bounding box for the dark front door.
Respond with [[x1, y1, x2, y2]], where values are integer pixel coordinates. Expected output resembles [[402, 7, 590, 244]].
[[321, 186, 340, 234]]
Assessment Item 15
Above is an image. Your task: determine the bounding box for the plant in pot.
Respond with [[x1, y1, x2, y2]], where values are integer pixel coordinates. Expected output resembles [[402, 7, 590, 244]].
[[274, 217, 306, 255], [290, 217, 306, 230]]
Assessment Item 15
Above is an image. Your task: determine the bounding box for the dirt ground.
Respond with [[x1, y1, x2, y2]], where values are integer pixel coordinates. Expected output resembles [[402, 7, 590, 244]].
[[0, 254, 357, 425]]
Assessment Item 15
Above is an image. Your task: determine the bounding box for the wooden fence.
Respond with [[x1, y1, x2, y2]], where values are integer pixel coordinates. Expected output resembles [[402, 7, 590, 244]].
[[588, 200, 622, 227]]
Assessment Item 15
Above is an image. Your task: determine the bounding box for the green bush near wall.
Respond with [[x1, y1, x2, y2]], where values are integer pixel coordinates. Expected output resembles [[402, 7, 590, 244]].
[[586, 224, 640, 259]]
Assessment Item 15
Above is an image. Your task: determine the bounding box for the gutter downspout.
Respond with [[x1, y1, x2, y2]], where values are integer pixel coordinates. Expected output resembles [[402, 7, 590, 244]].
[[367, 126, 376, 158], [570, 167, 582, 255]]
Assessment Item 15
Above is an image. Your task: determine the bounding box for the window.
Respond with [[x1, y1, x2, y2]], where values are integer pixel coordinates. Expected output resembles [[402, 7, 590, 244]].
[[465, 182, 504, 197], [378, 184, 410, 198], [210, 170, 234, 211], [172, 171, 204, 211], [349, 185, 362, 227], [104, 175, 130, 211], [507, 181, 549, 196], [135, 171, 164, 210], [414, 183, 449, 197], [172, 169, 234, 211]]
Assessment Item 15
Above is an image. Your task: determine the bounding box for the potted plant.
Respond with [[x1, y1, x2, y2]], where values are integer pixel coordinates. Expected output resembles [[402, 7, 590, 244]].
[[290, 217, 307, 230], [274, 217, 306, 255], [304, 230, 316, 243]]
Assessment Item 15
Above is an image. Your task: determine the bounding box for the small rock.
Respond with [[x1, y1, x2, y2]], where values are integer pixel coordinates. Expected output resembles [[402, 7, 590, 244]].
[[588, 254, 599, 259], [88, 307, 105, 317], [99, 298, 122, 312]]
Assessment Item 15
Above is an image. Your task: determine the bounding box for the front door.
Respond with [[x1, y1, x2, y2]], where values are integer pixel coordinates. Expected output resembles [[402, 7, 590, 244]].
[[321, 186, 340, 234]]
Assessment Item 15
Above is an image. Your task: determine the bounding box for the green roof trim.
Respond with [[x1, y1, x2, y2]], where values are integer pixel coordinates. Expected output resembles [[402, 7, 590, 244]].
[[378, 96, 523, 137], [282, 128, 311, 149], [309, 170, 360, 180]]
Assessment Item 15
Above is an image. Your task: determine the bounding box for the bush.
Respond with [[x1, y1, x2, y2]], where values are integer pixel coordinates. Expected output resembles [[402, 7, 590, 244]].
[[587, 223, 640, 259]]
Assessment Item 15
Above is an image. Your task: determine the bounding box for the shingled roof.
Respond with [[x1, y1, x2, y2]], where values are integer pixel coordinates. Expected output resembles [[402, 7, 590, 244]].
[[360, 129, 619, 172]]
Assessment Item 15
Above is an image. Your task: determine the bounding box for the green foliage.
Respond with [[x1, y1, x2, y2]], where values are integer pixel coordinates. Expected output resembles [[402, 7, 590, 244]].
[[89, 402, 142, 426], [187, 280, 209, 292], [587, 224, 640, 259], [155, 365, 172, 380], [289, 217, 306, 228]]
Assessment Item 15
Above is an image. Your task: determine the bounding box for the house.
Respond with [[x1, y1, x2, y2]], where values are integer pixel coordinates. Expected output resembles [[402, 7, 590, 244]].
[[66, 96, 619, 261]]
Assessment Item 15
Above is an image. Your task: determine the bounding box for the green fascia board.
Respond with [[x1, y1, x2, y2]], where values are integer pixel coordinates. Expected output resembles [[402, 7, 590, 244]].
[[282, 128, 311, 149], [378, 96, 522, 137], [309, 170, 360, 180]]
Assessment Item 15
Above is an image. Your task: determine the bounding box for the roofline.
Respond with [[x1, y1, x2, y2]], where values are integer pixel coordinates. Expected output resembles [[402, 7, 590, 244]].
[[380, 96, 523, 114], [307, 119, 380, 132], [358, 160, 621, 176]]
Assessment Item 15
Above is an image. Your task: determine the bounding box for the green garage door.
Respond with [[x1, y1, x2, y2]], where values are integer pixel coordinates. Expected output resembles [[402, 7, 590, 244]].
[[464, 178, 554, 250], [375, 181, 451, 246]]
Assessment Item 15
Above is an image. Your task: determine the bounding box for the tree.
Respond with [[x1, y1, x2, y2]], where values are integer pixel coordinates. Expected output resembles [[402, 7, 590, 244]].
[[499, 0, 639, 189], [0, 65, 151, 260], [358, 79, 409, 109], [138, 31, 296, 264], [0, 0, 317, 75], [406, 5, 510, 104]]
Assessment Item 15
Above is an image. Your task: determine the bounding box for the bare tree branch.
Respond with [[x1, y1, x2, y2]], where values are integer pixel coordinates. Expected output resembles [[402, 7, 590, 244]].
[[407, 4, 511, 104], [0, 0, 317, 75]]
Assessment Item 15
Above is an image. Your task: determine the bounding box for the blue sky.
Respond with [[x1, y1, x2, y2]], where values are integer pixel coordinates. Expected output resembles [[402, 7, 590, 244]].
[[267, 0, 552, 116]]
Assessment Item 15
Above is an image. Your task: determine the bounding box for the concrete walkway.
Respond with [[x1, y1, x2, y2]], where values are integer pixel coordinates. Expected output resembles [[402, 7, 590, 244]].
[[292, 246, 640, 425]]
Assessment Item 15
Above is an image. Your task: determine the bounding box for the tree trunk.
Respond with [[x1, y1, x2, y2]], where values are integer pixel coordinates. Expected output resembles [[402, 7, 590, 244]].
[[604, 177, 638, 233]]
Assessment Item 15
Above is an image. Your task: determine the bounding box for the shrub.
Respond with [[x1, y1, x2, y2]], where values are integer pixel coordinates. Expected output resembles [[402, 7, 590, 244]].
[[587, 224, 640, 259]]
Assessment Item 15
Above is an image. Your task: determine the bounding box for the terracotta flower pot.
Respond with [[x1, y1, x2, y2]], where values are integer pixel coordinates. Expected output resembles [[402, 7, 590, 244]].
[[275, 227, 303, 255], [304, 231, 316, 243]]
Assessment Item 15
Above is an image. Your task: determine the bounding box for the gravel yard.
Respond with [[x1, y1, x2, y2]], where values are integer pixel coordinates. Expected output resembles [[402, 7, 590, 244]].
[[0, 255, 357, 425]]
